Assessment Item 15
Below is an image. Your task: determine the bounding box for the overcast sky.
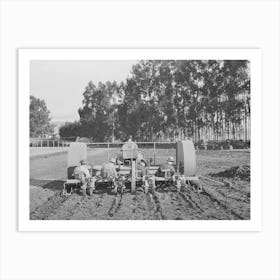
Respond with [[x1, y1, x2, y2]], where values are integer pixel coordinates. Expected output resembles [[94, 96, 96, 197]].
[[30, 60, 137, 122]]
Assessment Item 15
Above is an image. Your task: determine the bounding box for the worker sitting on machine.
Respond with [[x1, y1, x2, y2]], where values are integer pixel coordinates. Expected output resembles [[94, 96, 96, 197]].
[[136, 151, 146, 165], [115, 138, 140, 167], [73, 159, 91, 190], [135, 151, 147, 176], [100, 158, 118, 180], [116, 154, 124, 165], [167, 156, 176, 168], [121, 135, 138, 164], [155, 156, 176, 178], [137, 159, 149, 177], [125, 135, 137, 145]]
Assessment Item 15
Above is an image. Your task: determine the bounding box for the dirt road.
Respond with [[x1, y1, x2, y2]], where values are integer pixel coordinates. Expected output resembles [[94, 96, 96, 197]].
[[30, 150, 250, 220]]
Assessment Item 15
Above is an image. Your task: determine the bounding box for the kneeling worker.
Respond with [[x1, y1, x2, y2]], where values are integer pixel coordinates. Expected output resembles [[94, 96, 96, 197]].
[[73, 159, 91, 190], [155, 156, 176, 177], [101, 158, 118, 180], [137, 159, 148, 177]]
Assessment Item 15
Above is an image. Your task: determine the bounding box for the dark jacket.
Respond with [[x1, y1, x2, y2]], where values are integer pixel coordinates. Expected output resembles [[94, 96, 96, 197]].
[[155, 163, 175, 177]]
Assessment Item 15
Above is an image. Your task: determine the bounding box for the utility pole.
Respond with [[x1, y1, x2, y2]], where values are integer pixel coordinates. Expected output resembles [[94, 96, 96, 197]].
[[110, 93, 118, 143], [112, 109, 115, 143]]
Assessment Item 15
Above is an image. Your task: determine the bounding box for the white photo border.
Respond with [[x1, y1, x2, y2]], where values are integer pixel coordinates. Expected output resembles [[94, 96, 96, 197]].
[[19, 48, 262, 232]]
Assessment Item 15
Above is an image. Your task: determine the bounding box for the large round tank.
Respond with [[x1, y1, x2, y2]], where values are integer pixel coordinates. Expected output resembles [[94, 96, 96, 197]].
[[67, 142, 87, 179], [176, 140, 197, 177]]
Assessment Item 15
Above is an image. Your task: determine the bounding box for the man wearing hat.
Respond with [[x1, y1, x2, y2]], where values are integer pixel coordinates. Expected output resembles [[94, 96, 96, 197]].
[[121, 135, 138, 152], [155, 156, 176, 177], [73, 159, 91, 190], [137, 159, 149, 177], [136, 151, 146, 165], [121, 135, 138, 164], [101, 158, 118, 180]]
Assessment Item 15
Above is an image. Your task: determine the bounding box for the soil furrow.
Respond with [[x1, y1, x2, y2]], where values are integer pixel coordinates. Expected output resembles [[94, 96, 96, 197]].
[[149, 188, 165, 219], [107, 194, 124, 217], [30, 191, 69, 220], [201, 184, 248, 220]]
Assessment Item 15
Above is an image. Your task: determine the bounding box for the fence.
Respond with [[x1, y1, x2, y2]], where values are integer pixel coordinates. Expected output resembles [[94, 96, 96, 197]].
[[30, 139, 71, 148], [29, 140, 177, 166], [29, 139, 250, 167], [30, 139, 250, 150]]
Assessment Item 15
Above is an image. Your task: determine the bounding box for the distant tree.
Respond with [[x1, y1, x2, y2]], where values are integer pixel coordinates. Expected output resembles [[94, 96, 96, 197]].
[[78, 81, 120, 141], [59, 121, 83, 138], [30, 95, 53, 137]]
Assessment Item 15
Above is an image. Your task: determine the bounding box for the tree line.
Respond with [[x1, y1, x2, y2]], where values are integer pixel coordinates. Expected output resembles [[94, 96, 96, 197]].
[[59, 60, 250, 142]]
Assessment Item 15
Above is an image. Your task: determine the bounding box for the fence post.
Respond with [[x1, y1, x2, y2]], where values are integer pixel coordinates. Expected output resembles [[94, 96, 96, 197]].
[[153, 142, 156, 165], [107, 143, 110, 162]]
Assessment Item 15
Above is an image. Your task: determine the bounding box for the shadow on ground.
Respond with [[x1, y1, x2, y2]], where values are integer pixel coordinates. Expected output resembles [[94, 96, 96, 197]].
[[30, 179, 65, 191]]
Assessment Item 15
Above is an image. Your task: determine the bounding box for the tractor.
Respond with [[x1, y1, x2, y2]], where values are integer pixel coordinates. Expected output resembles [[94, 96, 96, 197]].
[[62, 140, 200, 196]]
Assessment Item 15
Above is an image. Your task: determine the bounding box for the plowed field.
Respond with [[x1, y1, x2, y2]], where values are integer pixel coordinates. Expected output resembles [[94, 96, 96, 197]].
[[30, 149, 250, 220]]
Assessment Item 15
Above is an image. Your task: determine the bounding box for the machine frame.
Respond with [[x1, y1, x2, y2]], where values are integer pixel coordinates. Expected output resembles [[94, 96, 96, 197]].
[[62, 140, 200, 196]]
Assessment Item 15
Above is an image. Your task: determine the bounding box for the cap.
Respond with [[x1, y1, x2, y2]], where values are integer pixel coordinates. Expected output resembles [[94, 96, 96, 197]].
[[167, 156, 175, 163]]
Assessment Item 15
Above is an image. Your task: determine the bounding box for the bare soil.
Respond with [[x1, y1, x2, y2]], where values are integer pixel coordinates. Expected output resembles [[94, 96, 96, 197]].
[[29, 149, 250, 220]]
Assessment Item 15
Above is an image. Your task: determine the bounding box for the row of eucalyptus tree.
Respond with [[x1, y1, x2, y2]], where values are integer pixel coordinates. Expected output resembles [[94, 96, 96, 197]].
[[59, 60, 250, 142]]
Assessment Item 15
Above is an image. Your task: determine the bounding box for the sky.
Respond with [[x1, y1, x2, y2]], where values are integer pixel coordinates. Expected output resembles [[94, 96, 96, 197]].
[[30, 60, 137, 123]]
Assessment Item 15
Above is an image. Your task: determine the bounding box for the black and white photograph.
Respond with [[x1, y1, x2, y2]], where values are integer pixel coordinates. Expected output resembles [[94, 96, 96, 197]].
[[28, 56, 251, 221], [2, 1, 280, 279]]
